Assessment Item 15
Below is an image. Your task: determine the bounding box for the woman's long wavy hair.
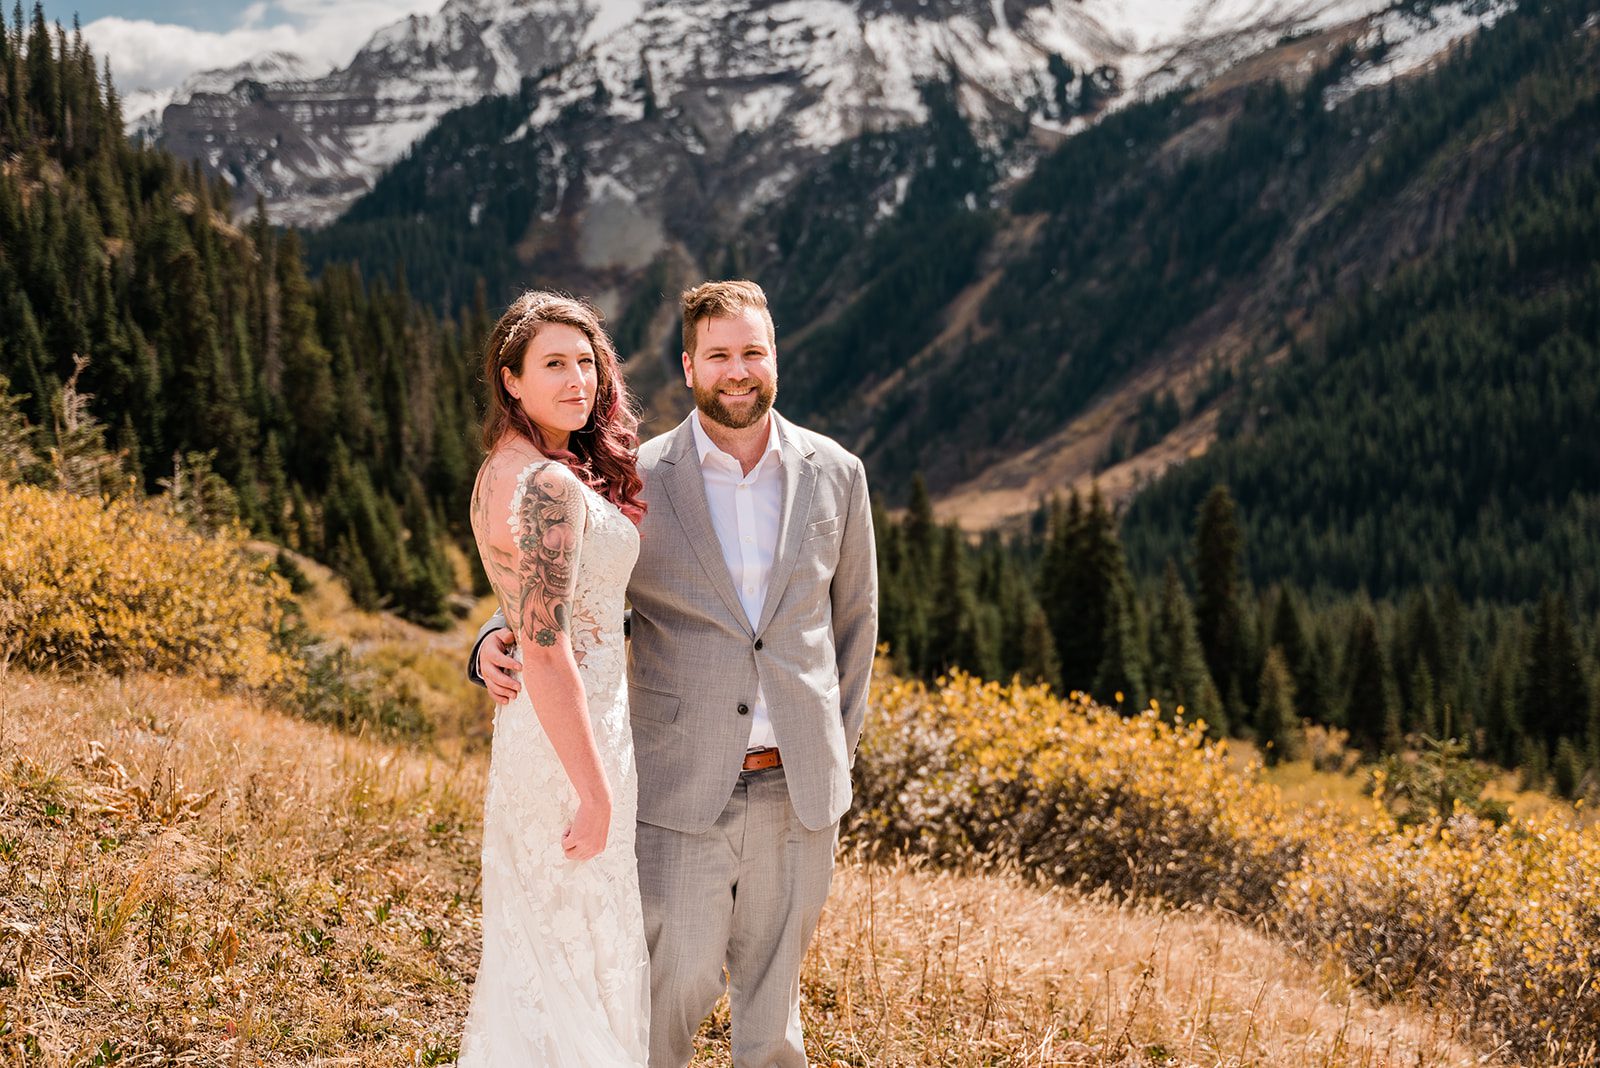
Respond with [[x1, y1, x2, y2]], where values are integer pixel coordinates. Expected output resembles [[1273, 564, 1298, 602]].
[[481, 291, 646, 525]]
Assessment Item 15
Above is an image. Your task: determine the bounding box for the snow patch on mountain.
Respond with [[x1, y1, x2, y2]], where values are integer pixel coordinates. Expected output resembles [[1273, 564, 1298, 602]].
[[146, 0, 596, 226], [123, 88, 174, 141], [731, 85, 797, 134], [154, 51, 323, 114], [1323, 0, 1511, 108], [583, 0, 646, 46], [141, 0, 1514, 228]]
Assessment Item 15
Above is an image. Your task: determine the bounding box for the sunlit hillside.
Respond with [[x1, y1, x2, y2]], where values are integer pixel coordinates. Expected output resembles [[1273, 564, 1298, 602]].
[[1, 671, 1496, 1068], [9, 480, 1598, 1065]]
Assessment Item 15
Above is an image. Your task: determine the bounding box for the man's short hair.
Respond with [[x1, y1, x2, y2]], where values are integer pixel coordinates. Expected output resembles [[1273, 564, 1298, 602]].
[[681, 280, 775, 356]]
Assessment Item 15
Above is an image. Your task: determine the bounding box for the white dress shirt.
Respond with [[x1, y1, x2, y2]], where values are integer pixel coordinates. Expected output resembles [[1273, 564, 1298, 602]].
[[690, 409, 783, 751]]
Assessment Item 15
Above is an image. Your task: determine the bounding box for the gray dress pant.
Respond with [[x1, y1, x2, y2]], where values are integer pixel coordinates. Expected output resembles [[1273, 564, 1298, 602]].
[[636, 766, 838, 1068]]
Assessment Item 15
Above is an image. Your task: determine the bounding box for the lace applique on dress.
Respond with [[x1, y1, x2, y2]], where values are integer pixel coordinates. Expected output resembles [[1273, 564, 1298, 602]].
[[458, 464, 647, 1066]]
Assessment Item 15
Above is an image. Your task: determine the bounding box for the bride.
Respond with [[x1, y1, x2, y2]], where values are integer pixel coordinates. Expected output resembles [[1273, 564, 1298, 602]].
[[460, 291, 650, 1065]]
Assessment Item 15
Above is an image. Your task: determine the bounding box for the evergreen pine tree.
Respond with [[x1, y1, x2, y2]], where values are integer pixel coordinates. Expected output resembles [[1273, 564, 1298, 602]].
[[0, 370, 38, 482], [1257, 646, 1298, 765], [1019, 602, 1062, 691], [1309, 626, 1343, 727], [1193, 484, 1245, 706], [260, 432, 290, 537], [930, 525, 994, 677], [114, 413, 142, 486], [157, 449, 240, 534], [289, 484, 317, 555], [274, 229, 337, 478], [1269, 585, 1312, 715], [1400, 590, 1444, 700], [1093, 571, 1147, 713], [400, 475, 453, 629], [1520, 590, 1591, 754], [1408, 660, 1438, 737], [1152, 558, 1225, 733], [24, 3, 55, 136], [1035, 493, 1074, 674], [1345, 608, 1398, 754], [1483, 646, 1522, 765], [1045, 486, 1124, 691], [1552, 737, 1585, 800], [335, 531, 380, 610], [904, 473, 937, 576], [1517, 735, 1548, 792]]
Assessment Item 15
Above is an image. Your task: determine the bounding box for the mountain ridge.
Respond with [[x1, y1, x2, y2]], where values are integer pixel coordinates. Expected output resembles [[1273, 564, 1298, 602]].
[[138, 0, 1462, 229]]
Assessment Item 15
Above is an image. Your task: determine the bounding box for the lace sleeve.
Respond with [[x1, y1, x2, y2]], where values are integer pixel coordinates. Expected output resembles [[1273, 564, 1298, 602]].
[[507, 460, 588, 649]]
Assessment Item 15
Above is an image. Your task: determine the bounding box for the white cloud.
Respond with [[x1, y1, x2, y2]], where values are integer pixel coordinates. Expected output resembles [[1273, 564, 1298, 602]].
[[238, 3, 272, 30], [84, 0, 443, 94]]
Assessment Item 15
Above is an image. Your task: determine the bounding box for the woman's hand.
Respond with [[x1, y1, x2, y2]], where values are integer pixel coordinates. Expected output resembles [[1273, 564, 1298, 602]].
[[562, 793, 612, 860]]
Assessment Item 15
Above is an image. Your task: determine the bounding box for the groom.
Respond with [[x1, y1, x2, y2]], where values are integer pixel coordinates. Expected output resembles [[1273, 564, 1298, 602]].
[[469, 279, 877, 1067]]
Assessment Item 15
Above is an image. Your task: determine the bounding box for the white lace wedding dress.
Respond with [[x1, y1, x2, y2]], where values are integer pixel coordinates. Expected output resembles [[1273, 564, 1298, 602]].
[[458, 468, 649, 1066]]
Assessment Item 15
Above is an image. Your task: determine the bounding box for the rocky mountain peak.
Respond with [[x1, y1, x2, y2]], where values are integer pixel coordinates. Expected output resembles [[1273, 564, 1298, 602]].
[[151, 0, 599, 226], [143, 0, 1497, 230]]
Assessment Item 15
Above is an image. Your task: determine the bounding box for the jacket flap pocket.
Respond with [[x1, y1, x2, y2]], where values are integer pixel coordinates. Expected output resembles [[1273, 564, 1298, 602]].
[[630, 684, 681, 724]]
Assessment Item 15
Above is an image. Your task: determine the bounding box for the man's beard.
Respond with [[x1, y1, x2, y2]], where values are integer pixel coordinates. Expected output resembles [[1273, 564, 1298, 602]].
[[694, 376, 777, 430]]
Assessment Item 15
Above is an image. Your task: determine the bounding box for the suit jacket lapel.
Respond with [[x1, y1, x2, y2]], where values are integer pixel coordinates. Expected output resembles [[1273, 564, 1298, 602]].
[[656, 420, 753, 636], [756, 415, 817, 636]]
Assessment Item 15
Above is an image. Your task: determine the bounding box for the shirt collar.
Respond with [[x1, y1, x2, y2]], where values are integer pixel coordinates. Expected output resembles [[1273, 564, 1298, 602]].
[[690, 409, 783, 470]]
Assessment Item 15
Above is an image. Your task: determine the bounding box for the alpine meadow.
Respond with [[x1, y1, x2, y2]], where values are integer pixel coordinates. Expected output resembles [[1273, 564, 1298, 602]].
[[4, 0, 1600, 1063]]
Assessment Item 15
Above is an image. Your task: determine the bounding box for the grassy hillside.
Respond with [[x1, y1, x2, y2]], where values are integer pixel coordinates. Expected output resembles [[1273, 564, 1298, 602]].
[[1, 668, 1499, 1068], [0, 480, 1534, 1067]]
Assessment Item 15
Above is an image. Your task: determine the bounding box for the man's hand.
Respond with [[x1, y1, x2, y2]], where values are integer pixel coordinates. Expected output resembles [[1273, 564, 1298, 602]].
[[479, 627, 523, 704]]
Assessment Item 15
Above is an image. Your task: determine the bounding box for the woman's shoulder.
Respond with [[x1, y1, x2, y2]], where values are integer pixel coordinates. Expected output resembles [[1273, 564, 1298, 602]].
[[509, 455, 583, 497], [474, 446, 577, 541], [481, 444, 577, 491], [506, 456, 589, 540]]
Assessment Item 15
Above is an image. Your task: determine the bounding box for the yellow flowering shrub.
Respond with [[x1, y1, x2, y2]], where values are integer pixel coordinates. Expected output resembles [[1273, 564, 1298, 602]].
[[1283, 807, 1600, 1063], [851, 669, 1600, 1064], [0, 482, 300, 691], [853, 668, 1309, 911]]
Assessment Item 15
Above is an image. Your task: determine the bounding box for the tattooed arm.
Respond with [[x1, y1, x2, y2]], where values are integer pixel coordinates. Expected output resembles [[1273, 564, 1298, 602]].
[[481, 458, 610, 859], [514, 461, 584, 649]]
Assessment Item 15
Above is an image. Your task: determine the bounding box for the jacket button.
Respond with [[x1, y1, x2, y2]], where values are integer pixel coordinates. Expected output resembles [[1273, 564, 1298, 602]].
[[737, 703, 750, 716], [753, 639, 763, 651]]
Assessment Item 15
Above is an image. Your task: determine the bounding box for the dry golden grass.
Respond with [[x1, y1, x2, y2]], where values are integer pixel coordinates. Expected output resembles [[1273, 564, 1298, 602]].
[[0, 670, 1501, 1067], [0, 670, 487, 1066], [858, 673, 1600, 1065], [686, 858, 1493, 1067]]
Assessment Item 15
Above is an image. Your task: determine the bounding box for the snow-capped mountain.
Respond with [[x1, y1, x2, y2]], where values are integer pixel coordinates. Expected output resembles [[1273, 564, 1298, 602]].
[[151, 0, 595, 226], [140, 0, 1498, 228]]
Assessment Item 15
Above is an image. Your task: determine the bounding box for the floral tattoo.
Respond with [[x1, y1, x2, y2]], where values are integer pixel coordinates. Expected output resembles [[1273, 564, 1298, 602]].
[[515, 463, 583, 649]]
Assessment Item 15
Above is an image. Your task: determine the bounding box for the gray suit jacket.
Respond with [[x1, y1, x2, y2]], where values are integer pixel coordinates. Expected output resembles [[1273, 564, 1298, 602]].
[[472, 411, 877, 833]]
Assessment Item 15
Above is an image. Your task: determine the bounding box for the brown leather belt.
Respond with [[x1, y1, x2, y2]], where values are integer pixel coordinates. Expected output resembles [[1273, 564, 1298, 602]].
[[742, 747, 782, 772]]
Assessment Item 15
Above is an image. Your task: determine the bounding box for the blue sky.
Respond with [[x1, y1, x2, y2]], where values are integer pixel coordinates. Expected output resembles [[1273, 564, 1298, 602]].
[[44, 1, 272, 33], [68, 0, 442, 95]]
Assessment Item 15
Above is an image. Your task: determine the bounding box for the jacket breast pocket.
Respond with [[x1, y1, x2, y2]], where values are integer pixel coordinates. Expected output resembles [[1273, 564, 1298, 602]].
[[630, 684, 681, 724], [804, 514, 841, 541]]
